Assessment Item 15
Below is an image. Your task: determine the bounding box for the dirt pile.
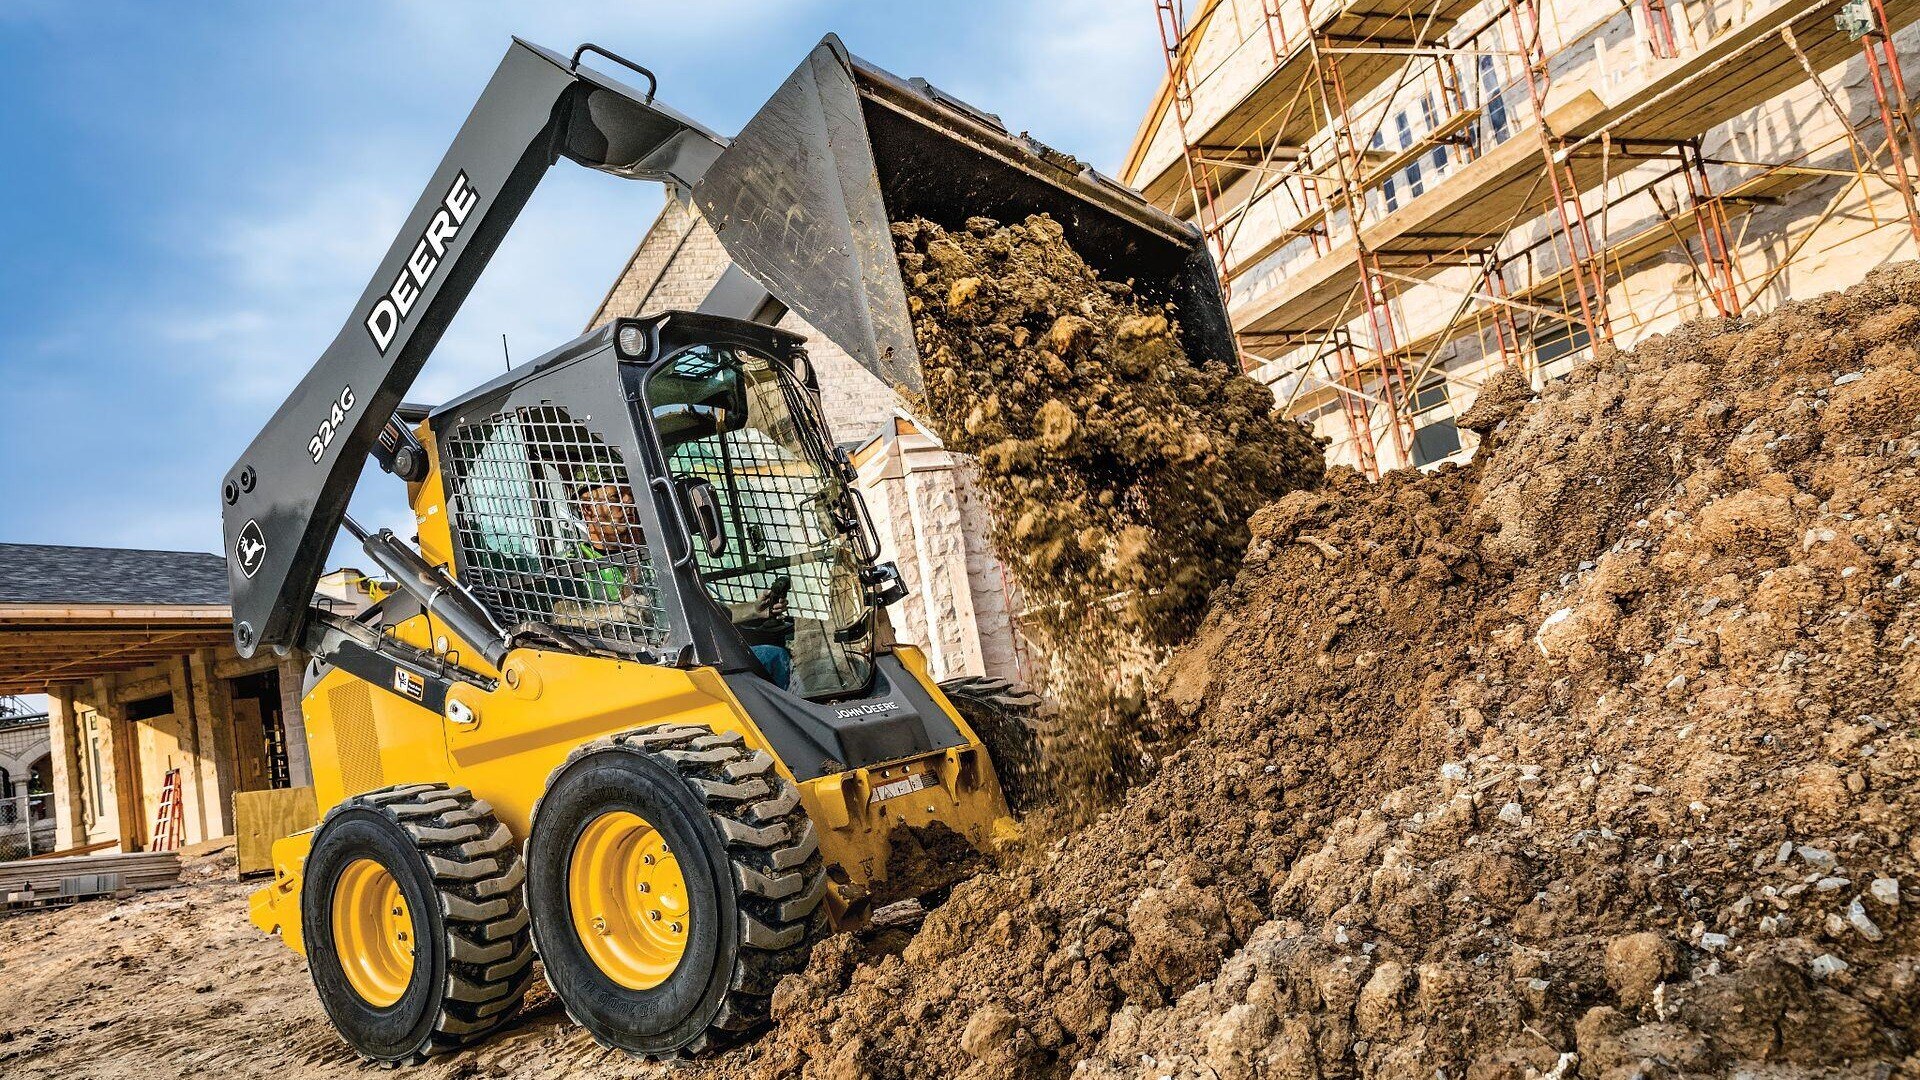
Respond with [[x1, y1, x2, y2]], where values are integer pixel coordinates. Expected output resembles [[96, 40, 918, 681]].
[[892, 213, 1323, 797], [20, 261, 1920, 1080], [696, 264, 1920, 1078]]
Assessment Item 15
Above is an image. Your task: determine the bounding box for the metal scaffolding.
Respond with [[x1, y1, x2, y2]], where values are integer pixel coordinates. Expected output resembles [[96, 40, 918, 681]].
[[1136, 0, 1920, 476]]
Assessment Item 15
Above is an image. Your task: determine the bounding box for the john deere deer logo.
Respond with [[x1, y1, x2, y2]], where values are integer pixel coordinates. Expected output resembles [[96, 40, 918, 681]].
[[236, 520, 268, 579]]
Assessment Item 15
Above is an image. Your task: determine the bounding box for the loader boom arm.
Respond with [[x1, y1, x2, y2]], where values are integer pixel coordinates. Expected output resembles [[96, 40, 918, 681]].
[[219, 39, 726, 656]]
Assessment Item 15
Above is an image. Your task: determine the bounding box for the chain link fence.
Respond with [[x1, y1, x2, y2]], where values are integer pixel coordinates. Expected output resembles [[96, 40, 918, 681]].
[[0, 793, 55, 862]]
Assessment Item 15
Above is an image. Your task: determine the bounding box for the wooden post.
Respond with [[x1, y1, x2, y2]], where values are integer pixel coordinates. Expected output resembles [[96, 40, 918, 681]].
[[279, 656, 314, 788], [90, 677, 144, 852], [188, 648, 237, 839], [43, 685, 88, 849], [166, 657, 210, 845]]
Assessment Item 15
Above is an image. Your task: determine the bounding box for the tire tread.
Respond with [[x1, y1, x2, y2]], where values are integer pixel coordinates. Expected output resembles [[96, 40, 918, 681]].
[[313, 783, 533, 1065], [530, 722, 826, 1060]]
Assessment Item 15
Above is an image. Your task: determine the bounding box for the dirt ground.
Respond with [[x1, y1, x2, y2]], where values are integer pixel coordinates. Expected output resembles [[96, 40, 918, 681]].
[[10, 261, 1920, 1079], [0, 842, 676, 1080]]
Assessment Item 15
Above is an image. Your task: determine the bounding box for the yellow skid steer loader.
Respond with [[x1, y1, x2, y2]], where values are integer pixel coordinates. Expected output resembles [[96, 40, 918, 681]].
[[221, 35, 1233, 1064]]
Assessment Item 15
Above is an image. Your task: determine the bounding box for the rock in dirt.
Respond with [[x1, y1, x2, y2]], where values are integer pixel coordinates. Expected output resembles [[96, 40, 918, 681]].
[[1604, 931, 1680, 1008]]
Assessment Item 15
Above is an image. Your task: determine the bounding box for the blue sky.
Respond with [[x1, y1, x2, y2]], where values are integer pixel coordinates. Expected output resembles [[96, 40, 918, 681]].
[[0, 1, 1165, 560]]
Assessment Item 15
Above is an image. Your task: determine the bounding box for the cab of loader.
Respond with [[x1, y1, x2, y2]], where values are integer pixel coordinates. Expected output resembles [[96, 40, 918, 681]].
[[420, 309, 900, 701]]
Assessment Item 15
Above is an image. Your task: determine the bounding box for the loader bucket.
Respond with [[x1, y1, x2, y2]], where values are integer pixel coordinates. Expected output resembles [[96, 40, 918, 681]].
[[693, 35, 1238, 395]]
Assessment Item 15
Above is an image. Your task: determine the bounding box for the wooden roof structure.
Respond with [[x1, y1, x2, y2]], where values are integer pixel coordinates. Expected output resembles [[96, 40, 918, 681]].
[[0, 544, 233, 694]]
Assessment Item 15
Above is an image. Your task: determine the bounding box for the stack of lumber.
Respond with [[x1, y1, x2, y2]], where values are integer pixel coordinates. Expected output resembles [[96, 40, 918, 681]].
[[1, 849, 182, 909]]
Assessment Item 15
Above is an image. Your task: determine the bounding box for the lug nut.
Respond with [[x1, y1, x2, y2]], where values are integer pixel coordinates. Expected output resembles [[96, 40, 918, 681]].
[[670, 922, 683, 933], [649, 910, 662, 922], [638, 881, 650, 893]]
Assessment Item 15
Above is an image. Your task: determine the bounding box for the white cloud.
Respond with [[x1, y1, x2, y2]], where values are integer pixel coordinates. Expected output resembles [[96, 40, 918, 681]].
[[939, 0, 1164, 174]]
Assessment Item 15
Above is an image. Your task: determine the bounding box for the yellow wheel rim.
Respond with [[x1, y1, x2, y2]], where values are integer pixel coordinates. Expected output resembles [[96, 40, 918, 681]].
[[330, 858, 416, 1007], [568, 809, 691, 990]]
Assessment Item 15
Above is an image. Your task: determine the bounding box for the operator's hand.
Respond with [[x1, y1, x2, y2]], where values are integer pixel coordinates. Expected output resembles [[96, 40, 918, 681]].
[[753, 588, 789, 620]]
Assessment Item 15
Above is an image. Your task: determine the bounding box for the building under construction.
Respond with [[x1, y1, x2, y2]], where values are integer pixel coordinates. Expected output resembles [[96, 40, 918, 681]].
[[1126, 0, 1920, 474]]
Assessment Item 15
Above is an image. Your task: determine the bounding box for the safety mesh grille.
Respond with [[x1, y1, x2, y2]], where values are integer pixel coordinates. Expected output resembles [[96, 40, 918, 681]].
[[441, 404, 669, 656], [653, 345, 871, 696], [664, 357, 854, 625]]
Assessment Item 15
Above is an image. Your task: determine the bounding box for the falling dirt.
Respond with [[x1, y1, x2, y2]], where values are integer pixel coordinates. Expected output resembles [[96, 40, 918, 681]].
[[893, 214, 1322, 645], [892, 213, 1324, 803], [15, 264, 1920, 1080]]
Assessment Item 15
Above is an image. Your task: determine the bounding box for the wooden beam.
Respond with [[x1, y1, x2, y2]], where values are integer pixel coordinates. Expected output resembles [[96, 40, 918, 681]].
[[93, 678, 144, 852], [0, 632, 206, 684], [0, 644, 226, 664], [214, 653, 277, 681], [0, 668, 177, 691], [111, 672, 175, 701], [0, 604, 229, 621], [188, 649, 236, 840], [0, 626, 232, 639]]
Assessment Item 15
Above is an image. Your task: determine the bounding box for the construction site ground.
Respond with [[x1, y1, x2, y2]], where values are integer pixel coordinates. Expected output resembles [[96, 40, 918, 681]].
[[0, 840, 647, 1080], [10, 261, 1920, 1078]]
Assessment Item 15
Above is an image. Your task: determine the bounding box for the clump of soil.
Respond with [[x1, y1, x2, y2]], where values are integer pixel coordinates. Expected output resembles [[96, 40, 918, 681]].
[[894, 214, 1321, 644], [891, 214, 1324, 799], [690, 263, 1920, 1078]]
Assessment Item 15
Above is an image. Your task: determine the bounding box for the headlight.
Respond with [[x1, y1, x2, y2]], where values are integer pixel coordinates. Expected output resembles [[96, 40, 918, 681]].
[[615, 322, 647, 359]]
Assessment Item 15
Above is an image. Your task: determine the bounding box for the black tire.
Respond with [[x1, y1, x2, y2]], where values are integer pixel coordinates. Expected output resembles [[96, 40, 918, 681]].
[[526, 723, 825, 1059], [939, 675, 1052, 814], [301, 783, 533, 1066]]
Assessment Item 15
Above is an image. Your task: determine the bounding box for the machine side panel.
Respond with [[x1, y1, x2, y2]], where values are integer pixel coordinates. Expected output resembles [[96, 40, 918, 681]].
[[301, 665, 456, 811]]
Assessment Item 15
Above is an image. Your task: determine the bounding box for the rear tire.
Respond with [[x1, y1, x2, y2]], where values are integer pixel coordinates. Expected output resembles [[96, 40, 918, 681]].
[[939, 675, 1052, 814], [526, 723, 825, 1059], [301, 783, 533, 1066]]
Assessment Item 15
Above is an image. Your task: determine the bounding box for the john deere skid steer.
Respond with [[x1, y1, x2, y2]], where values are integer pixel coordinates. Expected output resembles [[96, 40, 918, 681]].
[[223, 36, 1232, 1063]]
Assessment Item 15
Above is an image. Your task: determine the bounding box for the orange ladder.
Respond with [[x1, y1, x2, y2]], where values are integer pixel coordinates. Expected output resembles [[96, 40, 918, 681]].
[[150, 768, 185, 852]]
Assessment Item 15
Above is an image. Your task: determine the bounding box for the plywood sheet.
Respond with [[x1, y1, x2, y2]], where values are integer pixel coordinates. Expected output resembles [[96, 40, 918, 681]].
[[234, 786, 317, 877]]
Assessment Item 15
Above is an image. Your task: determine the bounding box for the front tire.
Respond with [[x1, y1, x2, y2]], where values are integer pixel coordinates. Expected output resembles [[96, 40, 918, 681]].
[[526, 724, 825, 1059], [301, 783, 533, 1065], [939, 675, 1052, 813]]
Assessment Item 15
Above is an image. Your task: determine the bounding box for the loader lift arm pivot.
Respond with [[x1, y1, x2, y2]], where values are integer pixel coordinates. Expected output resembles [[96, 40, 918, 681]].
[[219, 39, 727, 657]]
